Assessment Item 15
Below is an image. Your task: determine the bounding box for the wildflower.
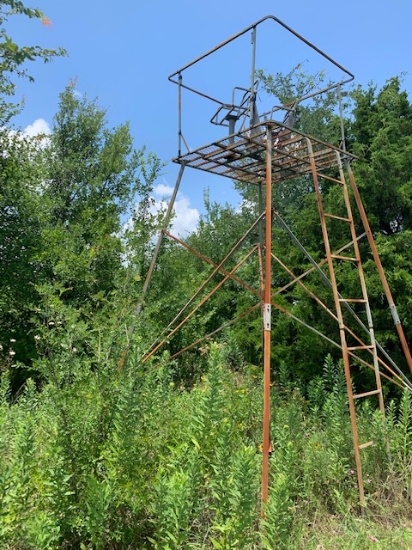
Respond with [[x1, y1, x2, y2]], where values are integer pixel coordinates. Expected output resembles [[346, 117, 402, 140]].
[[72, 347, 77, 353], [0, 344, 3, 351], [42, 17, 53, 28], [48, 321, 55, 327], [10, 338, 16, 343], [9, 350, 15, 356], [34, 335, 41, 341]]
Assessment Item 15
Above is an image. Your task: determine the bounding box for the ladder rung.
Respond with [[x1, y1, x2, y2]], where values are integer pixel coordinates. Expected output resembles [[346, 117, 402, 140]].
[[331, 254, 358, 262], [353, 389, 382, 399], [339, 298, 367, 303], [347, 345, 375, 351], [324, 213, 352, 222], [358, 441, 374, 450]]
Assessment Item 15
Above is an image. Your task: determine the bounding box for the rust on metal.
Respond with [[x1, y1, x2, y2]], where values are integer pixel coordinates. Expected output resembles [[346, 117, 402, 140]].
[[129, 15, 412, 517], [261, 123, 273, 507], [142, 246, 258, 364], [168, 303, 261, 361], [270, 252, 406, 387], [345, 161, 412, 375], [173, 123, 356, 185], [306, 137, 366, 508], [149, 225, 406, 389], [336, 152, 385, 415], [141, 216, 264, 361]]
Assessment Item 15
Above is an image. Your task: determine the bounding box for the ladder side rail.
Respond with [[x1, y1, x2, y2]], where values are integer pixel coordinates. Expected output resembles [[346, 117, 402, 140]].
[[306, 137, 365, 508], [336, 153, 385, 415], [345, 161, 412, 375]]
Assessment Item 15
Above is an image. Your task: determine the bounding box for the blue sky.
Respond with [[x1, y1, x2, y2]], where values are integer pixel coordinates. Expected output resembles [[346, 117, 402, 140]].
[[7, 0, 412, 235]]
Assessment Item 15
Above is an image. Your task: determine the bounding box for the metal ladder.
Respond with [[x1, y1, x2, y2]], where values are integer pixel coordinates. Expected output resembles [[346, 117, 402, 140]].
[[306, 138, 385, 508]]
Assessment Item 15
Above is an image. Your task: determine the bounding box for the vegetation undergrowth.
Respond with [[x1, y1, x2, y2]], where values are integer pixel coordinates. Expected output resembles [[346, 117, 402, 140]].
[[1, 345, 412, 548], [1, 4, 412, 547]]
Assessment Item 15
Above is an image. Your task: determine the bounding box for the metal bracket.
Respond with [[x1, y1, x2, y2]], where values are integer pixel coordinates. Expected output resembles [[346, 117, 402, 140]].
[[390, 304, 400, 325], [263, 303, 271, 330]]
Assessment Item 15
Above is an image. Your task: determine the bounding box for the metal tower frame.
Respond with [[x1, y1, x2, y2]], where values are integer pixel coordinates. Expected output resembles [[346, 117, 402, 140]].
[[130, 16, 412, 512]]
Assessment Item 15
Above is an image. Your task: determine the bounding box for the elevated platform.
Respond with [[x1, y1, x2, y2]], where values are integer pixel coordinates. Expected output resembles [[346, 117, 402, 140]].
[[173, 121, 357, 185]]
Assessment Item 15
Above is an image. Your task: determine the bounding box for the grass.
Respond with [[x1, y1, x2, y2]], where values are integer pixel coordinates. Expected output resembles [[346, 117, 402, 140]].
[[298, 512, 412, 549]]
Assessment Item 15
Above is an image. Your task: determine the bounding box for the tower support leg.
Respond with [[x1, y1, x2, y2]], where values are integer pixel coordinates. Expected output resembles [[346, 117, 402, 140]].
[[117, 163, 186, 372], [346, 161, 412, 375], [261, 123, 274, 507]]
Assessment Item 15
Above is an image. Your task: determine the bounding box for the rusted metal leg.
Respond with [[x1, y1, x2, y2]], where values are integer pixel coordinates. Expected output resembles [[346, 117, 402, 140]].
[[346, 161, 412, 375], [261, 122, 274, 508]]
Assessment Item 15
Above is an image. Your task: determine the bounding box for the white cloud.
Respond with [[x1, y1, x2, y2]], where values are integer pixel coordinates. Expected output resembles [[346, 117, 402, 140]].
[[23, 118, 51, 137], [170, 195, 199, 237], [122, 188, 199, 241], [149, 193, 199, 238], [154, 183, 174, 197], [149, 178, 200, 237]]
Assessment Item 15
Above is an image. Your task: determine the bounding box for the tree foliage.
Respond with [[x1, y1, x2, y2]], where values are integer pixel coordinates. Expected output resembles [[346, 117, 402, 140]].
[[147, 75, 412, 387], [1, 5, 412, 544], [350, 77, 412, 235], [0, 82, 163, 387], [0, 0, 66, 122]]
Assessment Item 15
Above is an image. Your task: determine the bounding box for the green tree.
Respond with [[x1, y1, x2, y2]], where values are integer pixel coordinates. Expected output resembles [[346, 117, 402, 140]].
[[163, 75, 412, 388], [0, 0, 66, 123], [39, 84, 145, 306], [349, 77, 412, 235], [256, 64, 343, 145], [346, 78, 412, 368], [0, 83, 163, 388], [0, 129, 47, 370]]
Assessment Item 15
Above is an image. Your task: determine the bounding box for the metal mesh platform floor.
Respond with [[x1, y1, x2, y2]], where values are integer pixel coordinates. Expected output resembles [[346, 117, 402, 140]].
[[173, 121, 356, 185]]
